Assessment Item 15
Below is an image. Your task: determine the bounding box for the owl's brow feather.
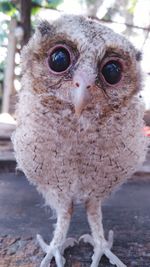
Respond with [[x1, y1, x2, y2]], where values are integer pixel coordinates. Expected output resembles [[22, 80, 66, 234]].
[[38, 20, 55, 36]]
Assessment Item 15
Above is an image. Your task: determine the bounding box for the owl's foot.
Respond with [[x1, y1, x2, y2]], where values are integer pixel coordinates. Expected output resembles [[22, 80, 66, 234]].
[[37, 234, 77, 267], [79, 230, 127, 267]]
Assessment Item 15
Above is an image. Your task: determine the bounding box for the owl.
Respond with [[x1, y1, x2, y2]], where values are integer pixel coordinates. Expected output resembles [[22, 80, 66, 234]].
[[12, 15, 147, 267]]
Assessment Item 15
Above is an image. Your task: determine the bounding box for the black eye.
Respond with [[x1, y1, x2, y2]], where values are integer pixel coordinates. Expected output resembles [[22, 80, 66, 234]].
[[48, 47, 71, 73], [101, 60, 122, 85]]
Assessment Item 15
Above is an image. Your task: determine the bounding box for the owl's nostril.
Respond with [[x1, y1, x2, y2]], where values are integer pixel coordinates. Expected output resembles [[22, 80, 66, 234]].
[[75, 83, 91, 89], [75, 82, 80, 87]]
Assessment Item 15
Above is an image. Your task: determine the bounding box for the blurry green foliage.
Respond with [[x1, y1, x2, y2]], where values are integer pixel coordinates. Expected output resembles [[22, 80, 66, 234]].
[[128, 0, 137, 14], [0, 0, 64, 17], [0, 1, 18, 16], [32, 0, 63, 10], [32, 0, 63, 15], [0, 19, 8, 83], [83, 0, 98, 4]]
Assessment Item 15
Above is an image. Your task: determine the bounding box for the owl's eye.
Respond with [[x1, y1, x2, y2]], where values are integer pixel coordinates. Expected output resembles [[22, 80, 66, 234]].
[[48, 47, 71, 73], [101, 61, 122, 85]]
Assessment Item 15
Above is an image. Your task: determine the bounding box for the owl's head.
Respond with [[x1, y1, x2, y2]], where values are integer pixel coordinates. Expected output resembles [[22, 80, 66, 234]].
[[21, 15, 142, 117]]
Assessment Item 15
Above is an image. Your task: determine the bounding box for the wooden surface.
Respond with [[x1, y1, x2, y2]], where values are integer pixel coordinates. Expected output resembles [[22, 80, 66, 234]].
[[0, 122, 15, 161]]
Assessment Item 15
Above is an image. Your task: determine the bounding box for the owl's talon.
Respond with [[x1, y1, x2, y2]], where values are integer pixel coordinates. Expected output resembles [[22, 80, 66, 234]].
[[37, 234, 76, 267], [91, 245, 127, 267], [61, 237, 78, 254], [37, 234, 49, 253], [79, 234, 94, 246], [37, 234, 65, 267], [40, 246, 65, 267], [80, 231, 126, 267], [108, 230, 114, 249], [104, 248, 126, 267], [79, 230, 113, 248]]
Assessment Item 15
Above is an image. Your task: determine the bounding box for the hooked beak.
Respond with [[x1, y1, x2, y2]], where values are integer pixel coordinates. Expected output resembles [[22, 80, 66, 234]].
[[73, 84, 90, 116], [71, 72, 95, 117]]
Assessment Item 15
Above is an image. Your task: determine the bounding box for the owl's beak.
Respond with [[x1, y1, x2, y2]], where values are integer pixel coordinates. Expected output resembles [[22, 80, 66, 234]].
[[73, 85, 90, 117], [72, 73, 94, 117]]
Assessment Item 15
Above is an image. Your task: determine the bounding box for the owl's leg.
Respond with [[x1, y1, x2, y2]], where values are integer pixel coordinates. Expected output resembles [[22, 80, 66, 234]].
[[81, 199, 127, 267], [37, 203, 76, 267]]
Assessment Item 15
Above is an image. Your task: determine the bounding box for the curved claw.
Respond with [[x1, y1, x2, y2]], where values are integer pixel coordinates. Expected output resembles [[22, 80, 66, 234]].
[[79, 230, 114, 249], [61, 237, 78, 254], [37, 234, 65, 267], [104, 248, 127, 267], [54, 249, 66, 267], [108, 230, 114, 249], [79, 234, 94, 246], [79, 231, 126, 267], [40, 250, 53, 267], [37, 234, 77, 267], [37, 234, 49, 253], [39, 249, 65, 267]]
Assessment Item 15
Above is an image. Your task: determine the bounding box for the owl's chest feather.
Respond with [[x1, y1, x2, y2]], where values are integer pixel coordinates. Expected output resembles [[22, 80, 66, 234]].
[[13, 94, 147, 200]]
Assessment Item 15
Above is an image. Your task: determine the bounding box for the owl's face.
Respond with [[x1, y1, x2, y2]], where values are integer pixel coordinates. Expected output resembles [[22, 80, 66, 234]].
[[21, 15, 142, 118]]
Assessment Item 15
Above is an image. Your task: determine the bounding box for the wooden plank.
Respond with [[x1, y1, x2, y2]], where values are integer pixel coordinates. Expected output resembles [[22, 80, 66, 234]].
[[0, 123, 16, 139], [0, 143, 15, 161], [0, 118, 16, 161]]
